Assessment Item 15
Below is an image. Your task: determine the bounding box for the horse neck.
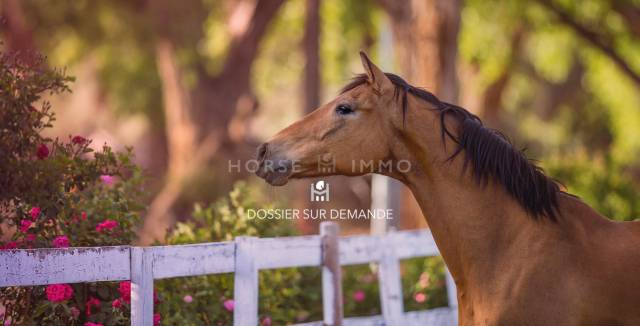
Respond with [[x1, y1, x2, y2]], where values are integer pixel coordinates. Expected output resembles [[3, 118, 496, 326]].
[[390, 98, 535, 285]]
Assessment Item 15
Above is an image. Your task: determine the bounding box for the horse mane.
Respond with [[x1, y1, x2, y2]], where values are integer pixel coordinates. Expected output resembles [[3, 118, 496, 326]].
[[341, 73, 561, 220]]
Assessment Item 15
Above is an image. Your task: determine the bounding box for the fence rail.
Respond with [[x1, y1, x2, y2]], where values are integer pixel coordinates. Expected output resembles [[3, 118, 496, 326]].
[[0, 222, 458, 325]]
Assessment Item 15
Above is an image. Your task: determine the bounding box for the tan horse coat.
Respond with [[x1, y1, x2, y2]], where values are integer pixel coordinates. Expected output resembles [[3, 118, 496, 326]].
[[256, 52, 640, 325]]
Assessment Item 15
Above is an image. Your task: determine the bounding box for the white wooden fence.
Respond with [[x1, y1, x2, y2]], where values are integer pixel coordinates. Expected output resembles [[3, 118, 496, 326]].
[[0, 222, 458, 325]]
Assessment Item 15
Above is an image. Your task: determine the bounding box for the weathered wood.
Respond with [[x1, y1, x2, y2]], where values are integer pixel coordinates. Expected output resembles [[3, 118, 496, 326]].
[[388, 230, 439, 259], [378, 242, 404, 324], [149, 242, 235, 279], [131, 247, 154, 326], [0, 246, 130, 287], [0, 228, 456, 326], [254, 235, 322, 269], [404, 307, 457, 325], [233, 236, 259, 325], [293, 307, 454, 325], [338, 230, 439, 266], [339, 234, 382, 265], [321, 222, 343, 326]]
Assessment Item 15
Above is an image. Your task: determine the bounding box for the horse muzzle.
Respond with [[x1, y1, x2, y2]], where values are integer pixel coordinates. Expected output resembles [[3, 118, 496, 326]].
[[255, 142, 293, 186]]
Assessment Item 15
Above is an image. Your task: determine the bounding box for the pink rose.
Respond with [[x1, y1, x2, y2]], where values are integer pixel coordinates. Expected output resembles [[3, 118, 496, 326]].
[[86, 297, 100, 316], [99, 175, 114, 186], [18, 220, 32, 233], [84, 323, 103, 326], [112, 298, 123, 309], [45, 284, 73, 302], [1, 241, 18, 250], [414, 292, 427, 303], [36, 144, 49, 159], [183, 295, 193, 303], [81, 211, 87, 220], [352, 290, 366, 302], [70, 307, 80, 318], [30, 207, 41, 220], [25, 234, 36, 242], [261, 316, 272, 326], [118, 281, 131, 303], [223, 299, 234, 312], [153, 313, 161, 326], [52, 235, 70, 248], [96, 219, 118, 232]]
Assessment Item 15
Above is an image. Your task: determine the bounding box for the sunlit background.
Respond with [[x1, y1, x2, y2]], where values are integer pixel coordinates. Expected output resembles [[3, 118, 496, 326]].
[[2, 0, 640, 323]]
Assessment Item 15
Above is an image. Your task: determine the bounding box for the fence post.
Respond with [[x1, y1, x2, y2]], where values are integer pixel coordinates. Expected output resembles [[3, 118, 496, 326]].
[[234, 236, 259, 325], [378, 233, 404, 324], [321, 222, 343, 326], [131, 247, 154, 326], [445, 268, 459, 325]]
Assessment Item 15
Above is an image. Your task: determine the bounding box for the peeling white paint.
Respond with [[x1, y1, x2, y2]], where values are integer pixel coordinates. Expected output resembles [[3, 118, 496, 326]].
[[0, 223, 457, 325], [0, 246, 130, 286]]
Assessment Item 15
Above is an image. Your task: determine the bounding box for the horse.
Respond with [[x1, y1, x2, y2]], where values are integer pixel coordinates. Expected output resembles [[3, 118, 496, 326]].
[[255, 51, 640, 325]]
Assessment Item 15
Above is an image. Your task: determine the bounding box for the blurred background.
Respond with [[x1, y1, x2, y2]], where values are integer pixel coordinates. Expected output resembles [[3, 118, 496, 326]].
[[4, 0, 640, 323], [3, 0, 640, 243]]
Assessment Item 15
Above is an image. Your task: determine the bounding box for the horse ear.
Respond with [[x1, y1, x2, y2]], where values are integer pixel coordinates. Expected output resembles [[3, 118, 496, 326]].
[[359, 51, 393, 94]]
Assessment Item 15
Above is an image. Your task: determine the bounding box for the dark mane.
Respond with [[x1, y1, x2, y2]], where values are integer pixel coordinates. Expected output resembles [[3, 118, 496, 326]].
[[341, 73, 561, 220]]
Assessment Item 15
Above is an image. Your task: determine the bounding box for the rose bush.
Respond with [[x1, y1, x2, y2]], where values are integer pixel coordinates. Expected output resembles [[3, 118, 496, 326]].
[[0, 52, 145, 325]]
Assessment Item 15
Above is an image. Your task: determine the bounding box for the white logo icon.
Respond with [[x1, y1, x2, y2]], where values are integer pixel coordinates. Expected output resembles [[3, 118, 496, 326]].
[[317, 154, 335, 173], [310, 180, 330, 202]]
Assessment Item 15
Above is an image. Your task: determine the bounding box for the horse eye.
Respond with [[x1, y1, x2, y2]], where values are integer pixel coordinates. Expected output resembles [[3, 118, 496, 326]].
[[335, 104, 354, 115]]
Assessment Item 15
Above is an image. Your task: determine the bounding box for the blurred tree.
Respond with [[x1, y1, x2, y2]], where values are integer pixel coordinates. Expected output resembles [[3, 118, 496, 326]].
[[304, 0, 321, 112], [0, 0, 37, 63], [536, 0, 640, 86], [478, 25, 525, 128], [4, 0, 640, 239], [140, 0, 286, 243], [0, 0, 286, 243], [293, 0, 322, 235], [378, 0, 461, 102], [611, 0, 640, 37], [457, 0, 640, 221], [376, 0, 462, 229]]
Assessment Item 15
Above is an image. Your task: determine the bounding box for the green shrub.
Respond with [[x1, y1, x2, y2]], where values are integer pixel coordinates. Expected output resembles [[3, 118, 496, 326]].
[[401, 257, 449, 311], [544, 152, 640, 221], [156, 182, 448, 324], [156, 182, 323, 325], [0, 52, 146, 325]]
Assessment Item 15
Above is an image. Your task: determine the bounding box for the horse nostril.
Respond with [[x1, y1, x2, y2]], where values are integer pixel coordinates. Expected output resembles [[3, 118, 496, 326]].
[[276, 160, 292, 173], [257, 143, 269, 162]]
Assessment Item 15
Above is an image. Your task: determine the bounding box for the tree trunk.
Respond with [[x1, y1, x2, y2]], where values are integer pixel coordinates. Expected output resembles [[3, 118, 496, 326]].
[[138, 38, 202, 244], [481, 26, 524, 128], [382, 0, 461, 101], [292, 0, 323, 234], [303, 0, 321, 113], [156, 39, 198, 180], [378, 0, 462, 229], [138, 0, 285, 244]]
